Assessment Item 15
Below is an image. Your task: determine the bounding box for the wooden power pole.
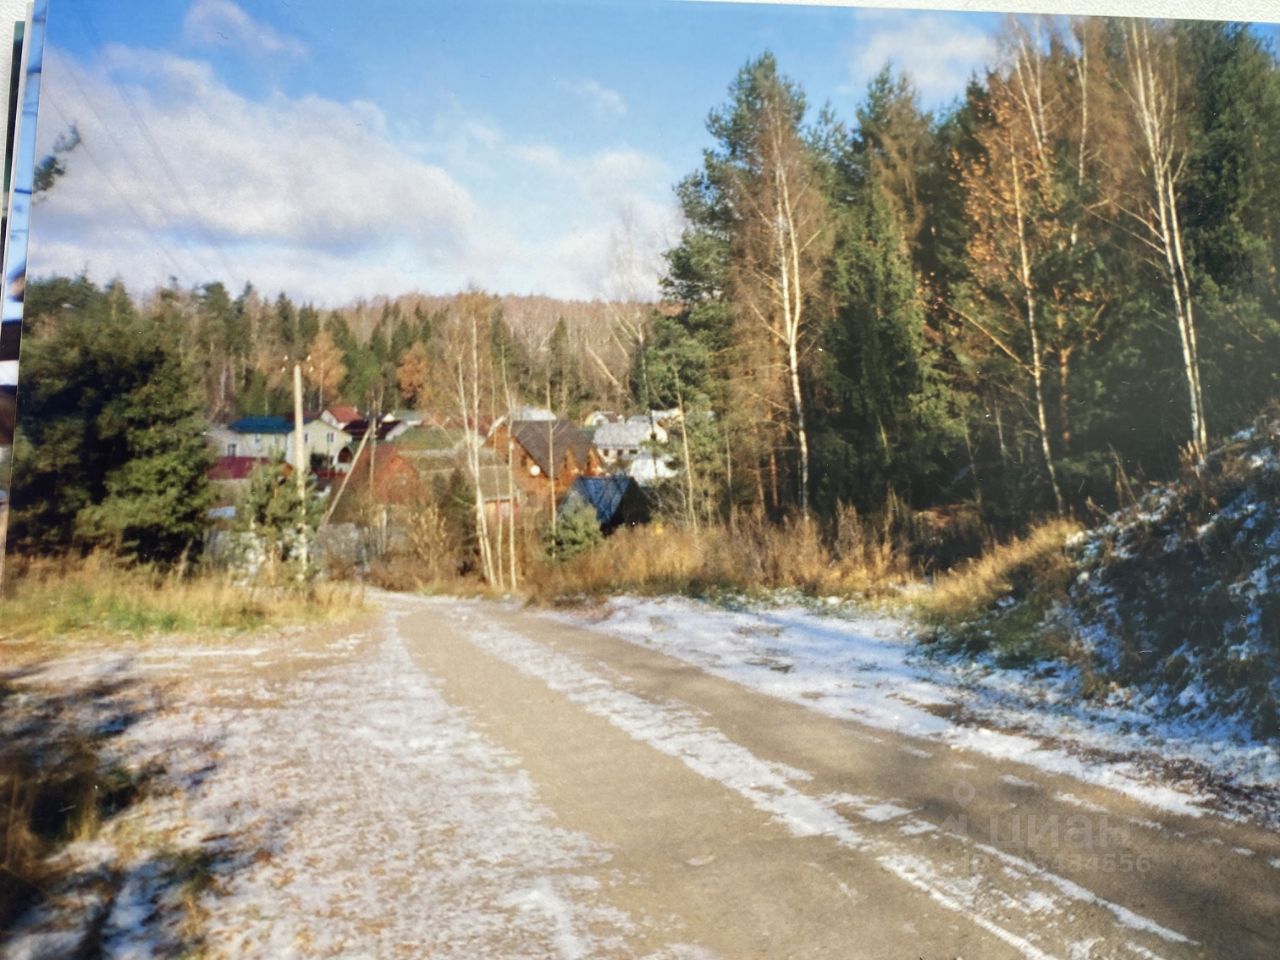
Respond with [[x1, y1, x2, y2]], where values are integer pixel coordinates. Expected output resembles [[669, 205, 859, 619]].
[[293, 363, 308, 576]]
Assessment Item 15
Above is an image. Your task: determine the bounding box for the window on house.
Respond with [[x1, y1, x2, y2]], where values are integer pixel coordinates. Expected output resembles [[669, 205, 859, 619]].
[[327, 432, 335, 444], [227, 442, 237, 457]]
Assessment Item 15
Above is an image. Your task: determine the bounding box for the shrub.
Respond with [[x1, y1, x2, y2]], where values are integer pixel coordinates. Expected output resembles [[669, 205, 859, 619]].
[[546, 498, 604, 562]]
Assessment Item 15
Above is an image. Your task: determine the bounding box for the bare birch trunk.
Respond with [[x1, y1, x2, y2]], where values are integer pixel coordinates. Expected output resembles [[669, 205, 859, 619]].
[[458, 315, 495, 584], [1125, 20, 1208, 460], [675, 376, 699, 533], [546, 380, 556, 551], [1058, 347, 1073, 453], [1010, 141, 1066, 515], [732, 86, 827, 523], [488, 385, 505, 591], [774, 128, 812, 521], [500, 357, 519, 589]]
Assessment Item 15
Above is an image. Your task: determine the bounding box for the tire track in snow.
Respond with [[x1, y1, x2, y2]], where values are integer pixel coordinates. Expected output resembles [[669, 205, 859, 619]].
[[409, 597, 1197, 960]]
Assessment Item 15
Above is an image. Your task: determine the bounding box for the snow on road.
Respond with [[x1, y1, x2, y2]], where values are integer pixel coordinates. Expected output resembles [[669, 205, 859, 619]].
[[7, 592, 1276, 958], [551, 596, 1280, 823], [3, 612, 704, 960], [412, 597, 1198, 960]]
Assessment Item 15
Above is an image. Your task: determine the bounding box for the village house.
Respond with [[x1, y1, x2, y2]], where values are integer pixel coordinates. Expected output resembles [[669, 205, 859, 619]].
[[384, 410, 425, 441], [489, 417, 603, 499], [318, 407, 429, 472], [343, 443, 521, 533], [583, 410, 622, 429], [340, 444, 426, 508], [388, 417, 521, 524], [207, 454, 290, 504], [593, 415, 668, 465], [419, 461, 522, 524], [562, 474, 650, 532], [209, 414, 351, 471], [510, 404, 556, 422], [320, 405, 363, 432], [627, 450, 679, 484]]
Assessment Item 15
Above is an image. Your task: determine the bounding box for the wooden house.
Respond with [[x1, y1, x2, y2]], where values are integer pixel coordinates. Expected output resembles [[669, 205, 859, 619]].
[[489, 418, 603, 499]]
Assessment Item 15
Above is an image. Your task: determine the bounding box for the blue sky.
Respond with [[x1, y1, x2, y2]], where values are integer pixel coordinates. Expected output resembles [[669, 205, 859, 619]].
[[26, 1, 1275, 305]]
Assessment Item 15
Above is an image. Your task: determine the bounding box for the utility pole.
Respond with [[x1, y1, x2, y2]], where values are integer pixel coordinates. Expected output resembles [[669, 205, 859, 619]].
[[546, 379, 556, 554], [293, 362, 308, 577]]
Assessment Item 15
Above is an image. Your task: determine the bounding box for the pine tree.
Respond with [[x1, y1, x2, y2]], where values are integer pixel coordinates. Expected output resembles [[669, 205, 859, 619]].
[[811, 157, 952, 513], [11, 278, 213, 563], [546, 496, 603, 561], [235, 456, 322, 582]]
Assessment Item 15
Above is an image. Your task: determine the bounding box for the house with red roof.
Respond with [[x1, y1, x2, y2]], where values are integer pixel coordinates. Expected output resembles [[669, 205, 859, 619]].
[[321, 405, 362, 430]]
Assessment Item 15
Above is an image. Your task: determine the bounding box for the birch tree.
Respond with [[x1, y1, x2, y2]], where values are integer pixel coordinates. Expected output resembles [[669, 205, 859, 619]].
[[721, 54, 833, 520], [1111, 19, 1208, 459], [958, 18, 1100, 514], [444, 292, 498, 584]]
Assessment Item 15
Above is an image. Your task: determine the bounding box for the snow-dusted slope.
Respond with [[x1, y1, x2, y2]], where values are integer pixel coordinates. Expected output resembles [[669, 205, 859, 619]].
[[1050, 413, 1279, 739]]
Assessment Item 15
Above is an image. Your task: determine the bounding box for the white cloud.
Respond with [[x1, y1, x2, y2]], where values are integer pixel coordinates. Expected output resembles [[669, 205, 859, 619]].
[[31, 47, 678, 304], [848, 12, 995, 103], [470, 138, 676, 298], [33, 47, 478, 301], [557, 78, 627, 118], [182, 0, 307, 60]]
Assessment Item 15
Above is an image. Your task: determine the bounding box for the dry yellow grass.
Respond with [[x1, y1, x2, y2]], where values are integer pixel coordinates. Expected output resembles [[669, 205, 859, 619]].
[[524, 514, 918, 603], [917, 518, 1081, 626], [0, 553, 366, 640]]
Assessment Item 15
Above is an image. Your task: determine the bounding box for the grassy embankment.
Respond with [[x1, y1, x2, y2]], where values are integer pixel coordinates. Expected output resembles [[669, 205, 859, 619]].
[[524, 517, 905, 603], [916, 518, 1087, 667], [916, 413, 1280, 736], [520, 499, 983, 604], [1, 553, 365, 640]]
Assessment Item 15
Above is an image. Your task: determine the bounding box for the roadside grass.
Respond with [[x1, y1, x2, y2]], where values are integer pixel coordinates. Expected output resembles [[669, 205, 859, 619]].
[[0, 668, 220, 952], [0, 671, 158, 939], [914, 519, 1093, 673], [0, 554, 366, 641], [523, 513, 919, 605]]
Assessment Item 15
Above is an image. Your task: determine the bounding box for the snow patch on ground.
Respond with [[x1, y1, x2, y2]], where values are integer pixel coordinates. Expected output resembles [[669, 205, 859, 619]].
[[3, 615, 696, 959], [416, 598, 1194, 960], [555, 596, 1264, 822]]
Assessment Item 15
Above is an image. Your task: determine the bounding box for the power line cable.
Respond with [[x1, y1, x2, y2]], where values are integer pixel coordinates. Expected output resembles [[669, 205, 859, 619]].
[[71, 6, 244, 287], [52, 50, 227, 284], [41, 88, 194, 284]]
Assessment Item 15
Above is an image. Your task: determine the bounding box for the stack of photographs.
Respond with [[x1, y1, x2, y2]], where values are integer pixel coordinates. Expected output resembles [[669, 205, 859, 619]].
[[0, 1, 45, 573]]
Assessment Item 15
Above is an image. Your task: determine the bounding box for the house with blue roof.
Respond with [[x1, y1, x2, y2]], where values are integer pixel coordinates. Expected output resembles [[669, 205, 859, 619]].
[[561, 474, 650, 533], [207, 414, 352, 470]]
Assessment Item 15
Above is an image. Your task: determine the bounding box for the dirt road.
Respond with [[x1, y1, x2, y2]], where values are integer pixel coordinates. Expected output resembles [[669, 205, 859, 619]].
[[4, 593, 1278, 959]]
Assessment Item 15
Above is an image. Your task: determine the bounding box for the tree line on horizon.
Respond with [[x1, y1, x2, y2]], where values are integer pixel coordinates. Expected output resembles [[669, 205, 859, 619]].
[[7, 15, 1280, 567]]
